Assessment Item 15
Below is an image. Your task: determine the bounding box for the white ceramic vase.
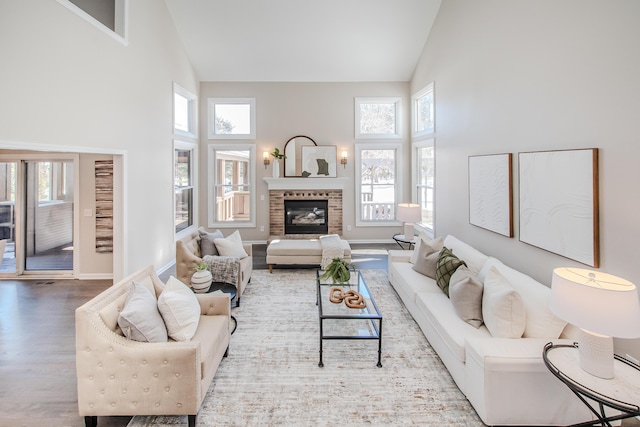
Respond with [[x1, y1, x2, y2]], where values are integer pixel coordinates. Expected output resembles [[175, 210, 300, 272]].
[[191, 269, 212, 293], [272, 158, 280, 178]]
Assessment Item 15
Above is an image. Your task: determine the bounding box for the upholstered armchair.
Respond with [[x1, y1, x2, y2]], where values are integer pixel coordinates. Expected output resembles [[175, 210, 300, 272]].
[[75, 266, 231, 427], [176, 229, 252, 303]]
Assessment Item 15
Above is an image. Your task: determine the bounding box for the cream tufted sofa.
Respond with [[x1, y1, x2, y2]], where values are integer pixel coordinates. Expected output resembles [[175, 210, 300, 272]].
[[176, 230, 252, 304], [75, 266, 230, 427]]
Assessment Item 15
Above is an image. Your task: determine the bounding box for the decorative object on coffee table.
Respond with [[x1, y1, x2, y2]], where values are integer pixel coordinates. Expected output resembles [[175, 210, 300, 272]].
[[191, 262, 213, 293], [328, 287, 366, 309], [319, 257, 355, 284]]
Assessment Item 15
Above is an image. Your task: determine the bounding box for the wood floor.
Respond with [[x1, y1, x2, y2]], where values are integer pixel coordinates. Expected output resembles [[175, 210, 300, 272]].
[[2, 242, 637, 427]]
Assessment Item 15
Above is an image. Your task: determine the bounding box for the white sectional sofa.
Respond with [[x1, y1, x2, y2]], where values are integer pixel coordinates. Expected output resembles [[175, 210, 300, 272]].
[[388, 235, 597, 426]]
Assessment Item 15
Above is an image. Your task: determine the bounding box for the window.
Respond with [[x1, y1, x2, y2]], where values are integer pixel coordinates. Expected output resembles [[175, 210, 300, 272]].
[[412, 83, 434, 138], [208, 98, 256, 139], [38, 161, 73, 201], [173, 83, 198, 236], [355, 98, 402, 139], [174, 143, 196, 234], [413, 140, 435, 232], [355, 143, 402, 226], [57, 0, 129, 45], [207, 145, 255, 227], [174, 84, 197, 137]]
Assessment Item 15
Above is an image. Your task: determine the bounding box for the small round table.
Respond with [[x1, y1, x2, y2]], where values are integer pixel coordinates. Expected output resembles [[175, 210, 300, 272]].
[[204, 282, 238, 335], [543, 342, 640, 426], [393, 233, 417, 250]]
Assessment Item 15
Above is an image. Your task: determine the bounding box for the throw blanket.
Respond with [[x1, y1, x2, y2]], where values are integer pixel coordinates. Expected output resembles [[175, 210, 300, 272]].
[[202, 255, 239, 286], [319, 234, 344, 269]]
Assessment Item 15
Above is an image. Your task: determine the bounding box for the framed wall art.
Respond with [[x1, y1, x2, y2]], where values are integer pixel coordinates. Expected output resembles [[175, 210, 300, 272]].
[[519, 148, 599, 267], [301, 145, 337, 178], [468, 153, 513, 237]]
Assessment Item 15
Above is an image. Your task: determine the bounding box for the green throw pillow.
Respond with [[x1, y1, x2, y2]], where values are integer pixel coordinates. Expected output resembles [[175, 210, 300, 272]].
[[435, 247, 467, 297]]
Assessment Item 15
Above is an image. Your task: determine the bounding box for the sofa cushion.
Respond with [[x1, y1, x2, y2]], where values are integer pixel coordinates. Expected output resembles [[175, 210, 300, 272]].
[[482, 258, 567, 339], [436, 247, 467, 297], [482, 266, 526, 338], [158, 276, 201, 341], [118, 282, 168, 343], [199, 227, 223, 256], [443, 235, 489, 276], [449, 266, 484, 328], [417, 292, 491, 363], [411, 237, 443, 278], [214, 230, 249, 258]]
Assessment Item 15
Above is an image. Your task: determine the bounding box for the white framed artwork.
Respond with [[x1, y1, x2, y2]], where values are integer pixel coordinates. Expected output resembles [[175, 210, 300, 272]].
[[468, 153, 513, 237], [301, 146, 337, 178], [519, 148, 599, 267]]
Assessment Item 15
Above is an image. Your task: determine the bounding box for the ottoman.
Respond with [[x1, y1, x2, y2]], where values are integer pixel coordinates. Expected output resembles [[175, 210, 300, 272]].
[[266, 238, 352, 272]]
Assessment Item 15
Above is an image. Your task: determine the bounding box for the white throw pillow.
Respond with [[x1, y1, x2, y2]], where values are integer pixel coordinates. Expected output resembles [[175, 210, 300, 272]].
[[157, 276, 201, 341], [118, 282, 167, 343], [482, 266, 526, 338], [214, 230, 248, 258], [410, 234, 442, 265]]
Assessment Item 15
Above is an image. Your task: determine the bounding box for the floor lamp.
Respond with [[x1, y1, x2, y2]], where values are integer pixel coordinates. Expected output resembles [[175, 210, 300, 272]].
[[550, 267, 640, 379]]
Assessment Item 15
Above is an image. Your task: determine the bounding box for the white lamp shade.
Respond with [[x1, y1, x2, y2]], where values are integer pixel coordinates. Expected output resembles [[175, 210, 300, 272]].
[[550, 267, 640, 339], [397, 203, 421, 223]]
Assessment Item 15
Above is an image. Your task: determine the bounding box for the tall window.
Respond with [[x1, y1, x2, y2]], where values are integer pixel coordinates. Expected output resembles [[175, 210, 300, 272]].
[[207, 145, 255, 227], [173, 83, 197, 235], [411, 82, 435, 235], [355, 98, 402, 139], [208, 98, 256, 139], [414, 140, 434, 231], [174, 145, 194, 233], [356, 143, 402, 225]]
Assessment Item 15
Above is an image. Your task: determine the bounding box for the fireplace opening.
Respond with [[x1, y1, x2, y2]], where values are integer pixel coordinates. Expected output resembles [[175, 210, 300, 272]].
[[284, 200, 329, 235]]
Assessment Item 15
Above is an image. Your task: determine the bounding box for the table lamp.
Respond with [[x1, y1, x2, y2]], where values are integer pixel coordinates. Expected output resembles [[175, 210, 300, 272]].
[[396, 203, 421, 240], [550, 267, 640, 379]]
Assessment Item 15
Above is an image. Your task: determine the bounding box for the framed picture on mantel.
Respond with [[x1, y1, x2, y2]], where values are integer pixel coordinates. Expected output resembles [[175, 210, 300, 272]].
[[301, 145, 337, 178]]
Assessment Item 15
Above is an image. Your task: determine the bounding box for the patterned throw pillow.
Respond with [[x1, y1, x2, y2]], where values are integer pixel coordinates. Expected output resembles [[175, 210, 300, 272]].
[[435, 247, 467, 297]]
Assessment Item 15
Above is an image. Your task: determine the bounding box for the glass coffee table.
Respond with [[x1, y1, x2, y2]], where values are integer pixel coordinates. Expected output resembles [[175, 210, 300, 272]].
[[316, 269, 383, 368]]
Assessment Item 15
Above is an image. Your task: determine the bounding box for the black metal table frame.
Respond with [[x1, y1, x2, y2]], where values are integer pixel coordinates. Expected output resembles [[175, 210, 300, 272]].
[[316, 270, 383, 368], [543, 342, 640, 427], [207, 282, 238, 335], [392, 233, 416, 250]]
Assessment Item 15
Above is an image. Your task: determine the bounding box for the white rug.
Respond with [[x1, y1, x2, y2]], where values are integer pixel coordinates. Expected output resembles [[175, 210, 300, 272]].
[[128, 269, 484, 426]]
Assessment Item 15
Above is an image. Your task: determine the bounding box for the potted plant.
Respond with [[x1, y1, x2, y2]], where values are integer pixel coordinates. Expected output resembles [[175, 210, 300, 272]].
[[319, 258, 356, 285], [270, 148, 286, 178], [191, 261, 212, 293]]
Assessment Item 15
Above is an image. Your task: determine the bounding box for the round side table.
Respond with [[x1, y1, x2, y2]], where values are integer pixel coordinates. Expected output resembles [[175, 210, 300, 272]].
[[202, 282, 238, 335]]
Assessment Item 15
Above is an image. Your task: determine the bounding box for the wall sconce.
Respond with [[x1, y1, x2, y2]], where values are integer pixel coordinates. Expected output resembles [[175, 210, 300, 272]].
[[263, 151, 270, 169], [341, 150, 348, 168]]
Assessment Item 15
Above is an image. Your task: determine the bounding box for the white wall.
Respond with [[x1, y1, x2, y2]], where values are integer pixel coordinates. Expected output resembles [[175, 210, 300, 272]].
[[411, 0, 640, 356], [0, 0, 198, 277], [198, 82, 412, 242]]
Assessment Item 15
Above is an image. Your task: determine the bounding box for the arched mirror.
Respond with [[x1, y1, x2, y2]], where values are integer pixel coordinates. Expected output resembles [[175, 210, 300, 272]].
[[283, 135, 317, 177]]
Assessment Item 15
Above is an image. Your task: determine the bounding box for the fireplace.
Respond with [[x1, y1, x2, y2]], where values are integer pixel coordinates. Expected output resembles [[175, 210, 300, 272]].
[[284, 200, 328, 235]]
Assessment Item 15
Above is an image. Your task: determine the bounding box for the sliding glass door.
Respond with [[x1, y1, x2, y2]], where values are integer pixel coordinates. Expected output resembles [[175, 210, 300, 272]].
[[24, 161, 74, 271], [0, 162, 16, 274]]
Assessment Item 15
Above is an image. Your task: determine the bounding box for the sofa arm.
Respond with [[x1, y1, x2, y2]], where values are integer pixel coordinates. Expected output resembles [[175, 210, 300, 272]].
[[176, 240, 202, 285], [195, 293, 231, 316], [243, 243, 252, 256], [388, 249, 412, 263]]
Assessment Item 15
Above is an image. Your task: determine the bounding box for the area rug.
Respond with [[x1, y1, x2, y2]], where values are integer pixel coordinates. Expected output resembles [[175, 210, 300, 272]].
[[128, 269, 484, 426]]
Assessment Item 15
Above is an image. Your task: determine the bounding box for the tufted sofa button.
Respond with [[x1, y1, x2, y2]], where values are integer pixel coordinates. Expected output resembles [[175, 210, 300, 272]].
[[89, 403, 94, 408], [175, 373, 181, 378], [85, 346, 91, 352], [165, 387, 170, 392], [177, 403, 182, 408], [132, 401, 137, 406], [120, 359, 125, 364], [122, 388, 127, 394], [100, 389, 105, 394], [108, 347, 113, 352], [98, 362, 103, 367], [163, 360, 168, 364], [132, 374, 137, 379], [142, 360, 147, 365], [144, 388, 149, 393], [89, 375, 93, 380], [153, 373, 158, 378], [109, 375, 115, 379], [111, 402, 116, 407], [155, 402, 160, 407]]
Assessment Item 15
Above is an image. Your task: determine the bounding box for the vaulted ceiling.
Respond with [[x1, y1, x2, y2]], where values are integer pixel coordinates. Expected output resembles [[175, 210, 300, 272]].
[[164, 0, 441, 82]]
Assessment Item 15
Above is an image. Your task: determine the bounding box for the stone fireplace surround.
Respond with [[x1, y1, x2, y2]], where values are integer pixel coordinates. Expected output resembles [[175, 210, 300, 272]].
[[264, 177, 348, 239]]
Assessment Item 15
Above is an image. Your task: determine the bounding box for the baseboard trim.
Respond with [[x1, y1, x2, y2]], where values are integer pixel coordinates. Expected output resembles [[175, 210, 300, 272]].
[[77, 273, 113, 280]]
